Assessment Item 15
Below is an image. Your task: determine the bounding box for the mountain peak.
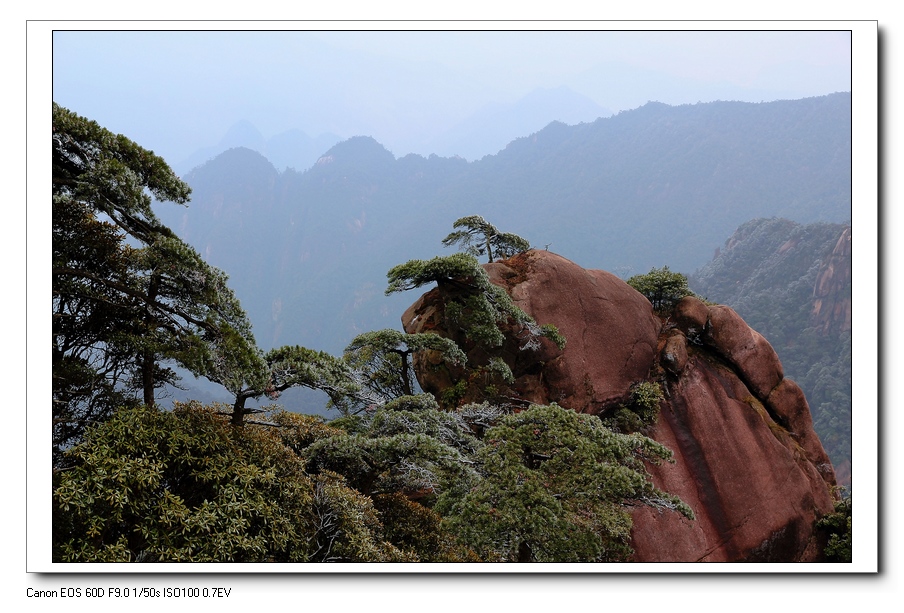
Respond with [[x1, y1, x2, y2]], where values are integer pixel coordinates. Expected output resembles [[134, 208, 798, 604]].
[[312, 136, 396, 171], [218, 119, 266, 150]]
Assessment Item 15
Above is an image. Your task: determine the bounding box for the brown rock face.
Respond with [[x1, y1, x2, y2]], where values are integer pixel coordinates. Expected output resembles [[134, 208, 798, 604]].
[[812, 226, 852, 333], [703, 303, 784, 399], [673, 295, 709, 339], [486, 251, 661, 412], [401, 250, 837, 562], [403, 250, 660, 412], [631, 353, 835, 562], [660, 330, 689, 376]]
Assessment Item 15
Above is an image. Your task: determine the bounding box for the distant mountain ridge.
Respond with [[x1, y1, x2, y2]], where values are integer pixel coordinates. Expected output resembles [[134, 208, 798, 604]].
[[156, 94, 852, 364], [173, 121, 343, 176], [428, 85, 612, 160], [172, 85, 612, 173]]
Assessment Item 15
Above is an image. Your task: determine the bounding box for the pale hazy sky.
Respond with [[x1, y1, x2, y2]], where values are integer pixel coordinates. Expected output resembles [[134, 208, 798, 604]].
[[52, 28, 852, 165]]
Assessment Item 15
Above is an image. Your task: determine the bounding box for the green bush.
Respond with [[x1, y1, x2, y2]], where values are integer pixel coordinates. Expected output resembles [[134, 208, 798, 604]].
[[53, 402, 408, 562], [602, 381, 664, 433], [817, 493, 852, 562], [440, 403, 692, 562], [627, 266, 695, 313]]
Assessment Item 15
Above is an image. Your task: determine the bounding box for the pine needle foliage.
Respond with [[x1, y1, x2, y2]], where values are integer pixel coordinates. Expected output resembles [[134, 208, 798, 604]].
[[385, 252, 565, 351], [53, 103, 263, 455], [440, 403, 693, 562], [627, 266, 696, 313], [441, 215, 531, 263]]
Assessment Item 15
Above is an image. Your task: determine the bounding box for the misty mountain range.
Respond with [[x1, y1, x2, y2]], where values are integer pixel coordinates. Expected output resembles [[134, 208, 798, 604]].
[[54, 31, 852, 175], [158, 92, 850, 363], [171, 66, 846, 177], [172, 85, 613, 174]]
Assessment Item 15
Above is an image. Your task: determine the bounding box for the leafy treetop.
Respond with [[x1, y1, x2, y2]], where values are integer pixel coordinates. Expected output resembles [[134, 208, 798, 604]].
[[440, 402, 693, 562], [817, 491, 852, 563], [385, 252, 564, 351], [442, 215, 531, 263], [53, 402, 413, 562], [52, 103, 262, 458], [344, 329, 467, 401], [221, 345, 372, 424], [52, 103, 191, 237], [627, 265, 696, 313]]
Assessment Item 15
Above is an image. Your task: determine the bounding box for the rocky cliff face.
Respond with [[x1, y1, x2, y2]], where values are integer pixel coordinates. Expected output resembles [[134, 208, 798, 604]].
[[812, 226, 852, 334], [401, 250, 837, 562], [689, 219, 852, 487], [633, 295, 836, 562]]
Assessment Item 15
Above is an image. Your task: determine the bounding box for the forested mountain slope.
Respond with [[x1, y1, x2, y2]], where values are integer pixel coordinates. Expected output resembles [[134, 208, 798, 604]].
[[690, 218, 852, 486], [158, 93, 851, 358]]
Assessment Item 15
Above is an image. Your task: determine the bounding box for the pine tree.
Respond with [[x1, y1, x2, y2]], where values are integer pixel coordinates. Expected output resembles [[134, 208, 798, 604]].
[[52, 103, 263, 459], [441, 215, 531, 263]]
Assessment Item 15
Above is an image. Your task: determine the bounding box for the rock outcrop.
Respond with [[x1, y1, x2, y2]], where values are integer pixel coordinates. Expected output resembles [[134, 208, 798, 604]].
[[401, 250, 837, 562], [689, 219, 852, 487], [403, 251, 660, 411], [632, 294, 837, 562], [812, 226, 852, 334]]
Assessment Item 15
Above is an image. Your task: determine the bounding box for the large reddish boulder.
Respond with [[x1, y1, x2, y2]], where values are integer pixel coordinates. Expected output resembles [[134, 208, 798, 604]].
[[485, 251, 661, 412], [765, 378, 837, 485], [401, 250, 837, 561], [402, 250, 660, 412]]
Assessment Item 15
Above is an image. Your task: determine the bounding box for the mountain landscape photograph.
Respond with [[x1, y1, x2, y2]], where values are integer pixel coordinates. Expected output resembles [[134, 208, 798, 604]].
[[34, 23, 876, 584]]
